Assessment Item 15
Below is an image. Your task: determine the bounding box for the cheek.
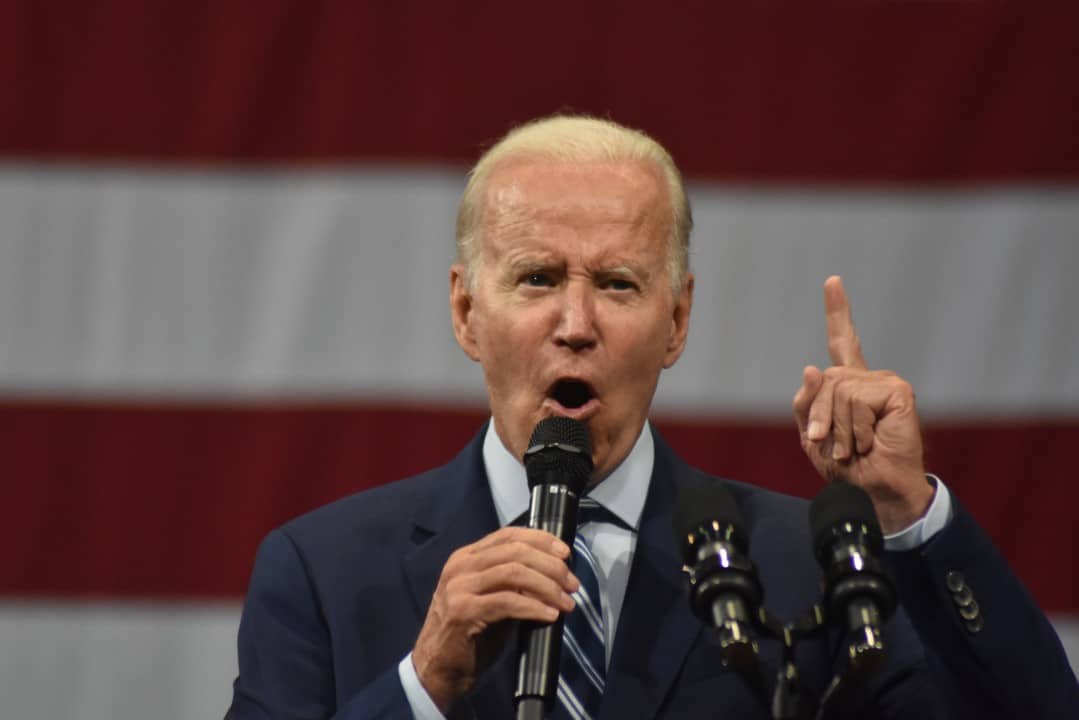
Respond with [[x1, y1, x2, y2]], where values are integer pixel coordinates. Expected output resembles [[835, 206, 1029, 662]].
[[474, 311, 541, 382], [608, 315, 673, 370]]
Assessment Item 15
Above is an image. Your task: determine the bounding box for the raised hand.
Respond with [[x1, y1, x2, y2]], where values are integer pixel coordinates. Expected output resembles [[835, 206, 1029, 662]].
[[792, 276, 934, 534], [411, 526, 579, 711]]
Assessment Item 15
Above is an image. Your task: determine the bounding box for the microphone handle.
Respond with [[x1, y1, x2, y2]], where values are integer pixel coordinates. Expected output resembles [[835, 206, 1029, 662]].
[[708, 590, 757, 671], [844, 597, 885, 677], [514, 483, 580, 716]]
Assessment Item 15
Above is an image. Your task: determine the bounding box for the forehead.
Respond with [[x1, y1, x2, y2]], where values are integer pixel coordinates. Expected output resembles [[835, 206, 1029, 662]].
[[478, 158, 670, 253]]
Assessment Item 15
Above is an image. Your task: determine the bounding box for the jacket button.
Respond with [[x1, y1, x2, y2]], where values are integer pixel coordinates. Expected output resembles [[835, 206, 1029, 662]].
[[952, 585, 974, 607], [945, 570, 966, 593], [965, 614, 984, 634], [958, 600, 980, 621]]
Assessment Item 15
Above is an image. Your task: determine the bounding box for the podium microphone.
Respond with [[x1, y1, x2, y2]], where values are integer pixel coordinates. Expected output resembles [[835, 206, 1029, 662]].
[[809, 483, 897, 679], [673, 481, 763, 671], [514, 417, 593, 720]]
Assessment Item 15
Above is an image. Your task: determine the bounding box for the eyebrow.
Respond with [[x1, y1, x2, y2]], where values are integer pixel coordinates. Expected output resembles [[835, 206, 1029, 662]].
[[498, 251, 654, 286], [505, 255, 558, 275], [600, 264, 651, 284]]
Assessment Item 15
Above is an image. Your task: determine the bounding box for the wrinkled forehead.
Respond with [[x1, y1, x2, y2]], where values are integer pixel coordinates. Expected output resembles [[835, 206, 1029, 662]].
[[477, 157, 672, 244]]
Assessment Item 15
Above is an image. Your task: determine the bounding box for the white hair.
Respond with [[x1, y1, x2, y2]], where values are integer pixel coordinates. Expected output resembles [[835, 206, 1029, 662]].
[[455, 114, 692, 293]]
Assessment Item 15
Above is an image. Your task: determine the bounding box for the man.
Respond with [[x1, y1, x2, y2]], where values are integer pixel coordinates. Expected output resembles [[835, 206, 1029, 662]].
[[227, 116, 1077, 718]]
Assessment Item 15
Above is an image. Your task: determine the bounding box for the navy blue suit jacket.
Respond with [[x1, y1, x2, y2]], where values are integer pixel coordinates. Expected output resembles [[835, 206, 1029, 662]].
[[228, 427, 1078, 719]]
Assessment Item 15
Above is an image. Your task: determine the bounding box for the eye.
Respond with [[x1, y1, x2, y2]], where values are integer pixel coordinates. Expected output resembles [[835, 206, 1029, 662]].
[[603, 277, 637, 292], [523, 272, 555, 287]]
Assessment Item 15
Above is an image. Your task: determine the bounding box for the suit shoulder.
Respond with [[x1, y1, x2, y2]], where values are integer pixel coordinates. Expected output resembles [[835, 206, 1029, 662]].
[[280, 465, 444, 547]]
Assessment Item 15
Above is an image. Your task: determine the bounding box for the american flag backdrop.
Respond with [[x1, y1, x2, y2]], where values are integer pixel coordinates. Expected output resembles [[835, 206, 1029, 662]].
[[1, 3, 1077, 718]]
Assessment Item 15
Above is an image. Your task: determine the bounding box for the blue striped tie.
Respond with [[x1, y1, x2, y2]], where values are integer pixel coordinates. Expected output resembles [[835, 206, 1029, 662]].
[[553, 497, 607, 720]]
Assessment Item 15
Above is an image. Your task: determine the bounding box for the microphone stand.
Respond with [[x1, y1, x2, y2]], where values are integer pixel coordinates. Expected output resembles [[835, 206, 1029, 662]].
[[702, 600, 884, 720], [758, 604, 827, 720]]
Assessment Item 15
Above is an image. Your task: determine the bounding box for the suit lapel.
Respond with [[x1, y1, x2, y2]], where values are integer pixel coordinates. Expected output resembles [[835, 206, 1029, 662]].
[[402, 430, 499, 620], [600, 430, 704, 719], [400, 428, 517, 718]]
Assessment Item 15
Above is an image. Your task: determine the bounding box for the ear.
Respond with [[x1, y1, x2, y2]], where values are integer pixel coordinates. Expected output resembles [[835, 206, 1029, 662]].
[[662, 273, 693, 368], [449, 264, 481, 362]]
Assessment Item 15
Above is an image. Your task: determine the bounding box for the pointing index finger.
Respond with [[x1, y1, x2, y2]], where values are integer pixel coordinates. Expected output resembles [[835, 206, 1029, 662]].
[[823, 275, 867, 369]]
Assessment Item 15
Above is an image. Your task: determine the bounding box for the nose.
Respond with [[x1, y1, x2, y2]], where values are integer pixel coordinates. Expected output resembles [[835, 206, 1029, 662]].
[[553, 280, 598, 352]]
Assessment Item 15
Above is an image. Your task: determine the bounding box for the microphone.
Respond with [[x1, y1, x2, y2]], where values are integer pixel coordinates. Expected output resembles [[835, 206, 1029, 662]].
[[809, 483, 897, 679], [514, 417, 593, 720], [673, 481, 762, 671]]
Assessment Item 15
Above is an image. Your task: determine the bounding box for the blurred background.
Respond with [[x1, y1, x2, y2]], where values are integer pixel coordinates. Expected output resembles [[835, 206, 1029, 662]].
[[1, 2, 1077, 718]]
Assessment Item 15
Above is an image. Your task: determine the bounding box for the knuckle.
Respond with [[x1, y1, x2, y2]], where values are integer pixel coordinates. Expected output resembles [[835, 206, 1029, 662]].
[[442, 553, 464, 576], [443, 591, 467, 619], [833, 380, 851, 403], [497, 526, 523, 542], [508, 540, 531, 557], [501, 525, 529, 540], [443, 573, 467, 595], [505, 562, 527, 582]]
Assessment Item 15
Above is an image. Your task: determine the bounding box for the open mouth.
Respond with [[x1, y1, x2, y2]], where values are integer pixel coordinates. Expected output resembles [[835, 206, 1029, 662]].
[[549, 379, 596, 410]]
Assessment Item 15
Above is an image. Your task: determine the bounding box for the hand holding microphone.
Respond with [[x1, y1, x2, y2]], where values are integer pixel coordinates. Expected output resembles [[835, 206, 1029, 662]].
[[412, 418, 588, 713], [515, 417, 593, 719]]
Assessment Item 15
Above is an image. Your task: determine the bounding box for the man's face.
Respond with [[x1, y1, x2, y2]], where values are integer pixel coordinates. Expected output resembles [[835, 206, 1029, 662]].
[[450, 157, 693, 480]]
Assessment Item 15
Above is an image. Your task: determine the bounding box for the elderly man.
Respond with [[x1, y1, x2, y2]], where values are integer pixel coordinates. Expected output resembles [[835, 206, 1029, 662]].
[[227, 116, 1077, 719]]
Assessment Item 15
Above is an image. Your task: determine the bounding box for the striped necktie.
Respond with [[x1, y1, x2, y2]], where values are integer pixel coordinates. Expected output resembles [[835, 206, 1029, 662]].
[[553, 497, 608, 720]]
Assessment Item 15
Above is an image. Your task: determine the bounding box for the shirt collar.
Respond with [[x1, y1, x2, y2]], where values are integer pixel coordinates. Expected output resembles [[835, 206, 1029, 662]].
[[483, 419, 653, 532]]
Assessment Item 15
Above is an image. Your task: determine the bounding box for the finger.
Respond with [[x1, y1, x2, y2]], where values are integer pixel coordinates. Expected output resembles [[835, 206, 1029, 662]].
[[805, 373, 835, 442], [457, 540, 579, 593], [481, 539, 582, 591], [831, 376, 854, 461], [823, 275, 867, 369], [852, 392, 876, 455], [465, 562, 576, 612], [470, 526, 570, 559], [793, 365, 825, 434], [473, 591, 563, 624]]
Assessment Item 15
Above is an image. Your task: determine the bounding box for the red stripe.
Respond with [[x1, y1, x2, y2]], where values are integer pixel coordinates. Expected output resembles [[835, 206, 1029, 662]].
[[2, 3, 1078, 181], [1, 401, 1075, 612]]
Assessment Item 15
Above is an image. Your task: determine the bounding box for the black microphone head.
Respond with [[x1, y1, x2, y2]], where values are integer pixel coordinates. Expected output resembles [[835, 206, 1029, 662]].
[[673, 481, 747, 562], [528, 416, 591, 452], [809, 483, 883, 560], [523, 416, 593, 492]]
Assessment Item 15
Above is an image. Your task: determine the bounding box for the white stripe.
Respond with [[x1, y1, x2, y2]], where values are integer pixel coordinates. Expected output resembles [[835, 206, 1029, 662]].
[[557, 674, 592, 720], [572, 538, 606, 640], [0, 601, 239, 720], [574, 535, 599, 568], [1, 165, 1078, 416], [0, 603, 1076, 720], [571, 585, 605, 644], [562, 626, 605, 692]]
